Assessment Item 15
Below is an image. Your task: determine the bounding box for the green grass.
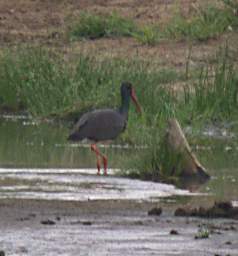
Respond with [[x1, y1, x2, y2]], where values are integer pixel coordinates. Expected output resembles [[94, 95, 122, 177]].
[[135, 3, 238, 44], [184, 46, 238, 121], [133, 25, 161, 45], [68, 4, 238, 44], [0, 47, 75, 115], [165, 5, 238, 41], [0, 46, 181, 118], [69, 12, 138, 40]]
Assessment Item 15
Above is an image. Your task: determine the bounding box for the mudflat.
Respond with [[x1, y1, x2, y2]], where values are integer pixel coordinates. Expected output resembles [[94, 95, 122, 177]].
[[0, 198, 238, 256]]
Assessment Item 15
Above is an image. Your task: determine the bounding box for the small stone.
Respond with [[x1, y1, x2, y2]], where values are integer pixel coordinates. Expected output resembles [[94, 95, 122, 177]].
[[215, 201, 232, 210], [70, 220, 92, 225], [174, 207, 188, 216], [41, 219, 56, 225], [170, 229, 179, 235], [148, 207, 162, 216], [28, 213, 36, 218], [225, 241, 232, 245], [81, 221, 92, 225]]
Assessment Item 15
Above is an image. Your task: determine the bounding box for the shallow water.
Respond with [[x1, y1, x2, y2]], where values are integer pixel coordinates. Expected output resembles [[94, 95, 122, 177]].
[[1, 115, 238, 256], [0, 115, 238, 203], [0, 168, 194, 201]]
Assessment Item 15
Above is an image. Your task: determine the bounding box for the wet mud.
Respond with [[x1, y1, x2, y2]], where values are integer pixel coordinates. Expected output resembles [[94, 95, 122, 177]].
[[0, 199, 238, 256]]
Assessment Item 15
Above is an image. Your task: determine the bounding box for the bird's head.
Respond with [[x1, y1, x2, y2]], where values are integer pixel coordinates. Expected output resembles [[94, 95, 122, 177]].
[[121, 82, 142, 114]]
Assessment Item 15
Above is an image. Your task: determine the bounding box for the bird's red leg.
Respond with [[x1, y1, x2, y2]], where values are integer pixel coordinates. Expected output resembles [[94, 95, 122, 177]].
[[90, 144, 108, 176], [91, 144, 101, 175], [102, 155, 108, 176]]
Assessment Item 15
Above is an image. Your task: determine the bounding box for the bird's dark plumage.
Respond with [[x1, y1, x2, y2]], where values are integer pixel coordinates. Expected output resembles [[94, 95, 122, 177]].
[[68, 109, 126, 142], [68, 82, 139, 142], [67, 82, 141, 175]]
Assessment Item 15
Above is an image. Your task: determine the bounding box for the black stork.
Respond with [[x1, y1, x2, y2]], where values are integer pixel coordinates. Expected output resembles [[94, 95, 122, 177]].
[[67, 82, 142, 175]]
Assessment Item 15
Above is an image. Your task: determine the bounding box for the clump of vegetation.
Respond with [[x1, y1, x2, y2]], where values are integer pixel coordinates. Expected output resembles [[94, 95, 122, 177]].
[[0, 46, 181, 118], [165, 5, 236, 41], [222, 0, 238, 18], [136, 3, 238, 44], [69, 12, 138, 40], [195, 227, 210, 239], [134, 25, 162, 45], [122, 127, 184, 183], [184, 46, 238, 121], [67, 3, 238, 44]]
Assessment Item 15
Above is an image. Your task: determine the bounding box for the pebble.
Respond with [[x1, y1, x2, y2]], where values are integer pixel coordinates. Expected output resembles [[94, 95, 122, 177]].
[[148, 207, 162, 216], [170, 229, 179, 235], [41, 219, 56, 225]]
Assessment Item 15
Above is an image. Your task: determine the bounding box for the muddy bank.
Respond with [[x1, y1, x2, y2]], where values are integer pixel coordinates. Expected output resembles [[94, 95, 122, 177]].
[[0, 199, 238, 256], [175, 201, 238, 219]]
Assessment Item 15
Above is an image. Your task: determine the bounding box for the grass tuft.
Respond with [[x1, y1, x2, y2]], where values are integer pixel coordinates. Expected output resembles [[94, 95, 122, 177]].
[[69, 12, 138, 40], [165, 5, 237, 41], [184, 46, 238, 121], [135, 3, 238, 45], [133, 25, 161, 45]]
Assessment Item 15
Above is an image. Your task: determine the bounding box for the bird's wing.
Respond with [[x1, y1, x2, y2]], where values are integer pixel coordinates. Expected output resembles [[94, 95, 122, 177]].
[[70, 111, 91, 134], [86, 109, 126, 138]]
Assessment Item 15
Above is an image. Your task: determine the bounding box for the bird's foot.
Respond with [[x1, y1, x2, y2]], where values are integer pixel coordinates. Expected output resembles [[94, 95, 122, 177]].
[[97, 160, 101, 175], [103, 157, 108, 176]]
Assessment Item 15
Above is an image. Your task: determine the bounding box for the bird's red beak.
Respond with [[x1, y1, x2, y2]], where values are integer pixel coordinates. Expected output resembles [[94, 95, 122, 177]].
[[131, 88, 142, 114]]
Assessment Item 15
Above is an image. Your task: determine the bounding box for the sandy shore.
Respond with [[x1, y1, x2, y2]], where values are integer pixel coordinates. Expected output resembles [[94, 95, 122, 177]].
[[0, 199, 238, 256]]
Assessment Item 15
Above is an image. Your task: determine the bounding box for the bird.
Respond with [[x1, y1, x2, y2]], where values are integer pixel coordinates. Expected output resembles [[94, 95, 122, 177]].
[[67, 81, 141, 175]]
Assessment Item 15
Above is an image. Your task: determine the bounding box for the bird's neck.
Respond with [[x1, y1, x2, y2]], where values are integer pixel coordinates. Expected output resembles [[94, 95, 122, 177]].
[[119, 94, 130, 116]]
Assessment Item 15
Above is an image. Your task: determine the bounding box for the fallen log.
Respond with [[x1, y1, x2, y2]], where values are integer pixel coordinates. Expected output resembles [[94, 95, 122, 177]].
[[165, 118, 210, 180]]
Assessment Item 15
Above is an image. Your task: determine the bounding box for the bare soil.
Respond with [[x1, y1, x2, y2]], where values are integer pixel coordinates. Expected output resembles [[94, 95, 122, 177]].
[[0, 0, 237, 70]]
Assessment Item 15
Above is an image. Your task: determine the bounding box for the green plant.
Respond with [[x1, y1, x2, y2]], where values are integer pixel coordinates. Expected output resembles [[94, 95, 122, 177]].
[[195, 227, 210, 239], [165, 5, 237, 41], [186, 46, 238, 121], [69, 12, 137, 40], [134, 25, 161, 45], [0, 47, 76, 115]]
